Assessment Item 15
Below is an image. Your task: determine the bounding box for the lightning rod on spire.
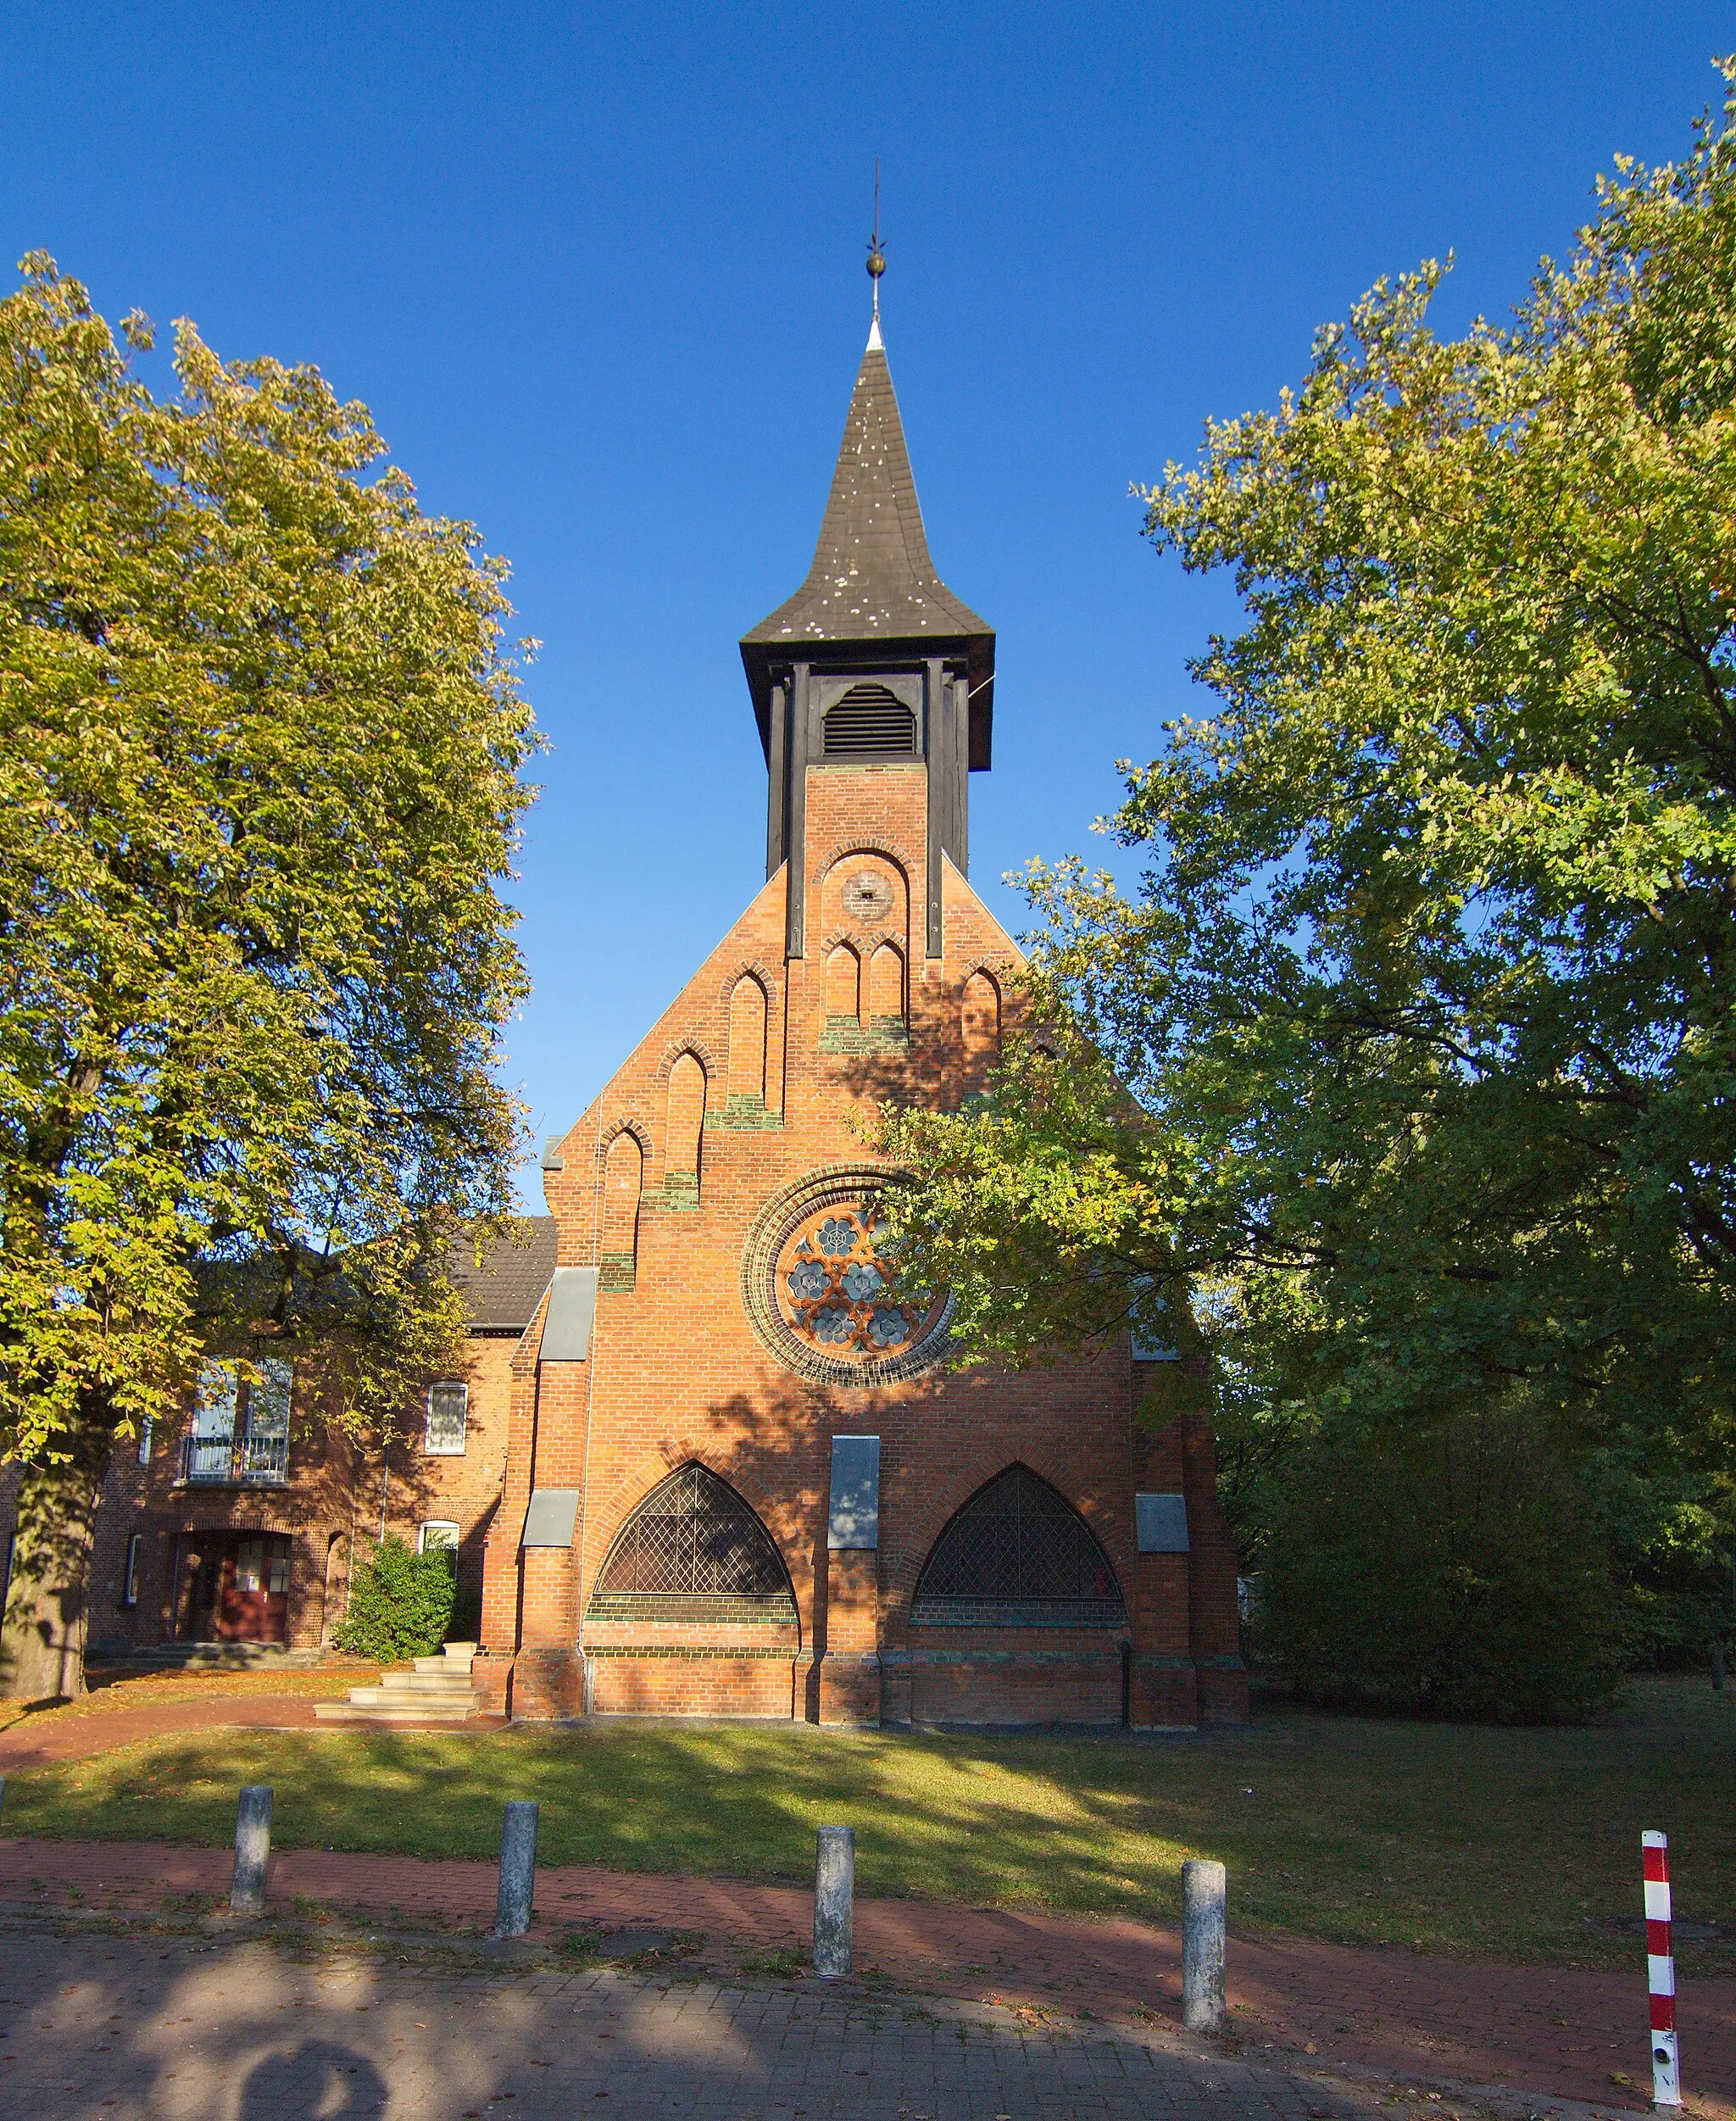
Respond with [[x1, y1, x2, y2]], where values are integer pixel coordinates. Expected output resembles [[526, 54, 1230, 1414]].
[[865, 157, 885, 344]]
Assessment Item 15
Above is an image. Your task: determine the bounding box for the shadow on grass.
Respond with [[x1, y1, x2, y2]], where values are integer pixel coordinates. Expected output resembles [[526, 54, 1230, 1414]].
[[4, 1675, 1732, 1970]]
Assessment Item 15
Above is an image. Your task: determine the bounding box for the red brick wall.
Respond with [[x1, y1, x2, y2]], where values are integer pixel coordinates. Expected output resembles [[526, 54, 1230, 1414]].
[[487, 756, 1247, 1728]]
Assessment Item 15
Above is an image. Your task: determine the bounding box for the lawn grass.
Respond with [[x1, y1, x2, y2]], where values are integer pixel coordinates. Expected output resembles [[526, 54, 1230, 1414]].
[[5, 1674, 1730, 1973]]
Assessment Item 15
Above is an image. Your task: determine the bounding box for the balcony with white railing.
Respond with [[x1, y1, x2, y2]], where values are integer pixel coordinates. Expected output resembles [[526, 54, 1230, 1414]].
[[178, 1430, 290, 1486]]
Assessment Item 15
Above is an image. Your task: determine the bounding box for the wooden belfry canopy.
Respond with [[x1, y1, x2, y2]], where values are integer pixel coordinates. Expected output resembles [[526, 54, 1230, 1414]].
[[740, 320, 996, 771]]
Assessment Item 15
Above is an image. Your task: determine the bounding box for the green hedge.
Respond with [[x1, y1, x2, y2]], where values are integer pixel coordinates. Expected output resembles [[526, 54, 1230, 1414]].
[[1259, 1410, 1622, 1723], [331, 1534, 459, 1661]]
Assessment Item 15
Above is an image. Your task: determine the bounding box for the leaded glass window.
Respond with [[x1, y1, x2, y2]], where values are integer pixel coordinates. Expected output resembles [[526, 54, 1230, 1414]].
[[775, 1200, 943, 1363], [910, 1465, 1128, 1628], [588, 1463, 796, 1624]]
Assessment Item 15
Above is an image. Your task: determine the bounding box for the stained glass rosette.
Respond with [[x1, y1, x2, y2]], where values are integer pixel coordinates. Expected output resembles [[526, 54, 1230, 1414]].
[[773, 1200, 945, 1365]]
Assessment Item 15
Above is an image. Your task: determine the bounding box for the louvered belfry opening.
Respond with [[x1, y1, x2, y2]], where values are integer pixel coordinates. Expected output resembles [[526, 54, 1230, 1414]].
[[911, 1465, 1128, 1627], [823, 682, 917, 760], [587, 1462, 797, 1623]]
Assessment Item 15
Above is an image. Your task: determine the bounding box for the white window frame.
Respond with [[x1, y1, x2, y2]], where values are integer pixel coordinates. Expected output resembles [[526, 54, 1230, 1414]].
[[136, 1417, 152, 1467], [424, 1380, 469, 1456], [419, 1521, 461, 1555], [124, 1531, 142, 1607]]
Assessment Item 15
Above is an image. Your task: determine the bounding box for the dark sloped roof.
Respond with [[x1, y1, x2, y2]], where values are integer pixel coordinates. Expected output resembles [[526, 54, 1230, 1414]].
[[745, 332, 993, 650], [448, 1216, 559, 1332]]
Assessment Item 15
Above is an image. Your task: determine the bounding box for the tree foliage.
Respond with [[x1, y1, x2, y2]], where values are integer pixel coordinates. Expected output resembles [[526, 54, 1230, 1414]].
[[876, 70, 1736, 1641], [0, 256, 536, 1692], [1259, 1409, 1623, 1722]]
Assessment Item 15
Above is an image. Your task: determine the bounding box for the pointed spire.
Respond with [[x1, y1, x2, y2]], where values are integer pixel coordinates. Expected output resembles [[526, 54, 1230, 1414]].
[[742, 333, 992, 653]]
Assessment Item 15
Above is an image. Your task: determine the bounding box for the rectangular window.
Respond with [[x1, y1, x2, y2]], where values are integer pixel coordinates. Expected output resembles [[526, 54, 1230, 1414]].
[[419, 1521, 460, 1554], [182, 1359, 291, 1484], [235, 1536, 265, 1594], [124, 1532, 142, 1607], [425, 1381, 468, 1456], [248, 1358, 292, 1439], [267, 1546, 291, 1595], [241, 1357, 292, 1482], [193, 1361, 237, 1438], [136, 1417, 152, 1467], [186, 1362, 239, 1482]]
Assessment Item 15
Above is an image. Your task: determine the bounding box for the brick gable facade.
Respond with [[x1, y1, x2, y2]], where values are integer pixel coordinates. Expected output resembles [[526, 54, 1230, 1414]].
[[476, 324, 1246, 1729]]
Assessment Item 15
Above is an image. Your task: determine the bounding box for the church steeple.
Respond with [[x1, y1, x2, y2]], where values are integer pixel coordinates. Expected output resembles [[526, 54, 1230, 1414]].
[[741, 318, 995, 961]]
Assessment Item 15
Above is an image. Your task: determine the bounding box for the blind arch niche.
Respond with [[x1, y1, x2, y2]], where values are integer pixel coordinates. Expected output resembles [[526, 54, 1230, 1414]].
[[587, 1462, 798, 1626], [911, 1465, 1127, 1628]]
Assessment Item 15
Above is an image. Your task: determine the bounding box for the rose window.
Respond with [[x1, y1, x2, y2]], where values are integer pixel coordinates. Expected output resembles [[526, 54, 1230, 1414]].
[[776, 1201, 940, 1361], [745, 1169, 954, 1384]]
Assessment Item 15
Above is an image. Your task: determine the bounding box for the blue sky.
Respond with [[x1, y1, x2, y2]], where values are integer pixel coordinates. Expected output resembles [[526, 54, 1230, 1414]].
[[3, 3, 1728, 1201]]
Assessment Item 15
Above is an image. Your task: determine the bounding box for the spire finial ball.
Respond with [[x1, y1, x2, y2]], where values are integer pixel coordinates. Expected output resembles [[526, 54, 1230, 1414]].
[[866, 245, 886, 280]]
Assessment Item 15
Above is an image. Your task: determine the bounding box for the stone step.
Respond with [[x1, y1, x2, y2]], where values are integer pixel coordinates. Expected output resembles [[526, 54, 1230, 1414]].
[[320, 1688, 479, 1705], [310, 1640, 482, 1724], [312, 1696, 480, 1723], [362, 1679, 479, 1696]]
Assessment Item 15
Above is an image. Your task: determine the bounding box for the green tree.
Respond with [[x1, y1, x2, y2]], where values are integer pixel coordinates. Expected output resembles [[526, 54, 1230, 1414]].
[[0, 257, 537, 1699], [876, 71, 1736, 1583]]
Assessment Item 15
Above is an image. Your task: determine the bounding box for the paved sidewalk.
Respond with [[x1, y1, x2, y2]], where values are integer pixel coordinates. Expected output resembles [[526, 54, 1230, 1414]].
[[2, 1838, 1727, 2117], [0, 1918, 1575, 2121]]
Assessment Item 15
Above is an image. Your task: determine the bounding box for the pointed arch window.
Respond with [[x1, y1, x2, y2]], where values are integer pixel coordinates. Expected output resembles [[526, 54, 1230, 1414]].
[[587, 1463, 798, 1625], [911, 1465, 1127, 1628], [960, 969, 1001, 1094], [867, 941, 904, 1027]]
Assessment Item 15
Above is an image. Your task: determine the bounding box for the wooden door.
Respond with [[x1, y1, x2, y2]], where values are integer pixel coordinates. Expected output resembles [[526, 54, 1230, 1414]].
[[214, 1534, 292, 1641]]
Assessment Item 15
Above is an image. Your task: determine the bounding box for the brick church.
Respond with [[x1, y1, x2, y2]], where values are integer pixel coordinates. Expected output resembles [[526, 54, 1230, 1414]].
[[41, 308, 1244, 1724], [473, 313, 1247, 1729]]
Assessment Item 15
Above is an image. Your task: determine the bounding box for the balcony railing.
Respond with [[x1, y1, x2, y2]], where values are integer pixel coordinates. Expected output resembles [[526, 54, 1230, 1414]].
[[178, 1431, 290, 1486]]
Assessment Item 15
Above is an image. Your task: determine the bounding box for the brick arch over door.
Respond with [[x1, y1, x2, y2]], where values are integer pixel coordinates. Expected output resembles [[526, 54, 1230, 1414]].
[[584, 1461, 798, 1628], [910, 1463, 1128, 1629]]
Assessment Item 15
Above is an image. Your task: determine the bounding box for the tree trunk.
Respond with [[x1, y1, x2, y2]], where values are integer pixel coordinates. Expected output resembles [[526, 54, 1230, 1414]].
[[0, 1418, 114, 1702]]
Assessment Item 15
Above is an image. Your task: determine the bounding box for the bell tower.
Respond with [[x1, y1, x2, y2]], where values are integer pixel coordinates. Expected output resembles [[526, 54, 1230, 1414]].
[[739, 308, 995, 963]]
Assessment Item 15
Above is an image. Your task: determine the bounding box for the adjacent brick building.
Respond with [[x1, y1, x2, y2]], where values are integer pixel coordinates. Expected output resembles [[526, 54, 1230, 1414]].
[[78, 1221, 557, 1657], [475, 316, 1248, 1729]]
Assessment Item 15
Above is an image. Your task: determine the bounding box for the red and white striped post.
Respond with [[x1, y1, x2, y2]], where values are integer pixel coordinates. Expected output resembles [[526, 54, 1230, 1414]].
[[1643, 1830, 1681, 2109]]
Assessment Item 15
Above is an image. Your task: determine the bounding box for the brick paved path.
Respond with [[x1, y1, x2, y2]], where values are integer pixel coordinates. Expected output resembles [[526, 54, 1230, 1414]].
[[2, 1838, 1726, 2116], [0, 1918, 1548, 2121], [2, 1700, 1728, 2118]]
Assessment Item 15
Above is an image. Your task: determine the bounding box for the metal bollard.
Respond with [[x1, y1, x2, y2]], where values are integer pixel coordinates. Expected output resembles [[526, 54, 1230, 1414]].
[[1181, 1857, 1227, 2033], [1644, 1831, 1682, 2108], [230, 1785, 274, 1916], [813, 1824, 854, 1979], [495, 1801, 540, 1938]]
